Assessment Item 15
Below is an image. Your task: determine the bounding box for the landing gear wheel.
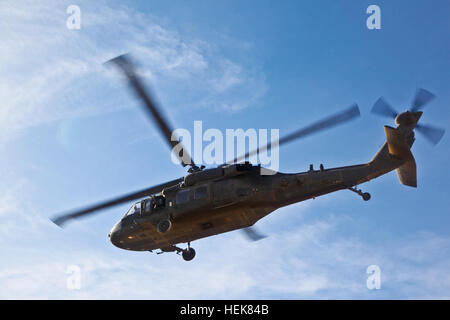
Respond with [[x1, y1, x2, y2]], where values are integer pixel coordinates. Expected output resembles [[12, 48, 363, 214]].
[[348, 187, 371, 201], [157, 219, 172, 233], [182, 248, 196, 261], [362, 192, 371, 201]]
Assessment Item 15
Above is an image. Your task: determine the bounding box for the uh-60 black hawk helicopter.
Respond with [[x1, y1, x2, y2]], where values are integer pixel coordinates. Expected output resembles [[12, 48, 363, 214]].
[[52, 54, 445, 261]]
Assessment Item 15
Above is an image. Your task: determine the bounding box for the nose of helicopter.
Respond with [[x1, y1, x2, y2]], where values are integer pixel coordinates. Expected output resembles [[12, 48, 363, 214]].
[[108, 221, 123, 248]]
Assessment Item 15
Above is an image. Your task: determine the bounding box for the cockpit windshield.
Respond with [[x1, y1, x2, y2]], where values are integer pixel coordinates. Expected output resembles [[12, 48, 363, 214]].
[[125, 201, 141, 217]]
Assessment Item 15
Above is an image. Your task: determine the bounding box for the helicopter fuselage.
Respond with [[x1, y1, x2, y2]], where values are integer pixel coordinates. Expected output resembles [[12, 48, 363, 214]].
[[109, 137, 406, 252]]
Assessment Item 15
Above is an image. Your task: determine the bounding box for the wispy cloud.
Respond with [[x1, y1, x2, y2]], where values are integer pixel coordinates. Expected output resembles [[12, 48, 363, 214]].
[[1, 179, 449, 300], [0, 0, 266, 144]]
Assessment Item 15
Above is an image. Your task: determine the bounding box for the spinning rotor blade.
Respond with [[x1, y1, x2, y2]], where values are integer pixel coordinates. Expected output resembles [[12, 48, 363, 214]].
[[371, 89, 444, 145], [232, 104, 360, 164], [51, 178, 183, 227], [411, 88, 435, 112], [371, 97, 398, 119], [242, 227, 267, 242], [416, 123, 445, 146], [107, 54, 195, 168]]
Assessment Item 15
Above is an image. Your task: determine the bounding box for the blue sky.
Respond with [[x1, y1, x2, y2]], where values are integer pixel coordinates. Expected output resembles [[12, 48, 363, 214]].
[[0, 0, 449, 299]]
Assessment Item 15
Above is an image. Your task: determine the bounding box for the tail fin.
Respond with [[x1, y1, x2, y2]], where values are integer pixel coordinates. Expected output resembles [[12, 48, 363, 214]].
[[384, 126, 417, 187]]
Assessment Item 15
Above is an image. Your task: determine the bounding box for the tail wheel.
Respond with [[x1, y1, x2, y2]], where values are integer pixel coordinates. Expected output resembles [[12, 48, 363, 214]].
[[157, 219, 172, 233], [348, 187, 371, 201], [182, 248, 196, 261], [362, 192, 371, 201]]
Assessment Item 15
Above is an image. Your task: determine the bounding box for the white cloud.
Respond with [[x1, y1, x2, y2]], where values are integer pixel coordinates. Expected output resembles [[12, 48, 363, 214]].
[[0, 0, 266, 144], [212, 60, 243, 93], [1, 180, 449, 300]]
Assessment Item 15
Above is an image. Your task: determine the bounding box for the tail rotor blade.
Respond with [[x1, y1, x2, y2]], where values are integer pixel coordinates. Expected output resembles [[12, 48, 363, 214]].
[[411, 88, 435, 112], [416, 123, 445, 146], [371, 97, 398, 119]]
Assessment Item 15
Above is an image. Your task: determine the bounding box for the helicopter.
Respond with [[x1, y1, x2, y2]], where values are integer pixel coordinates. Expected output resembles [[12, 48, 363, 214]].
[[51, 54, 445, 261]]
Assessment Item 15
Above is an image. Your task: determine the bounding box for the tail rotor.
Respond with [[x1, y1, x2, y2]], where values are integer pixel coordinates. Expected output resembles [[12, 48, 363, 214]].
[[371, 88, 445, 146]]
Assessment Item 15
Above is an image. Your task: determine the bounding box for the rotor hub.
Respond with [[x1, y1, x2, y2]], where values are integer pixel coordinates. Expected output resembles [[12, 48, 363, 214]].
[[395, 111, 422, 128]]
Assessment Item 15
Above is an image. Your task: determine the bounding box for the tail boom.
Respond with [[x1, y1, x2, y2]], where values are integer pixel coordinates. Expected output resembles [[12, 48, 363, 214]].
[[368, 126, 417, 187]]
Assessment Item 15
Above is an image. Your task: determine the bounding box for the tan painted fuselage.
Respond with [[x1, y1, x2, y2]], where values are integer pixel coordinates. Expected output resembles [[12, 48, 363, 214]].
[[109, 126, 410, 252]]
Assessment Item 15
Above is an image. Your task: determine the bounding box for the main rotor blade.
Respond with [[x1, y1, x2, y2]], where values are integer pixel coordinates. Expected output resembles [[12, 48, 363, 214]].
[[411, 88, 435, 112], [232, 104, 360, 163], [371, 97, 398, 119], [106, 54, 195, 168], [416, 123, 445, 146], [51, 178, 183, 227], [242, 227, 267, 241]]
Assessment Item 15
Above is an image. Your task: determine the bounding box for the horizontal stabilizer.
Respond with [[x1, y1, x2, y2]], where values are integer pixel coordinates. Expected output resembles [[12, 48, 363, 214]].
[[384, 126, 417, 187]]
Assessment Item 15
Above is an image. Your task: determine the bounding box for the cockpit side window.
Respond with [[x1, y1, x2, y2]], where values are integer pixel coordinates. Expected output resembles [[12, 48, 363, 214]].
[[176, 189, 190, 204], [143, 198, 152, 214]]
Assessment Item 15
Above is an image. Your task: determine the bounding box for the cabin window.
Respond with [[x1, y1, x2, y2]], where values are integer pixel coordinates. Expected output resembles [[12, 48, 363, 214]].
[[194, 186, 208, 200], [154, 195, 165, 208], [144, 198, 152, 214], [176, 189, 190, 204]]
